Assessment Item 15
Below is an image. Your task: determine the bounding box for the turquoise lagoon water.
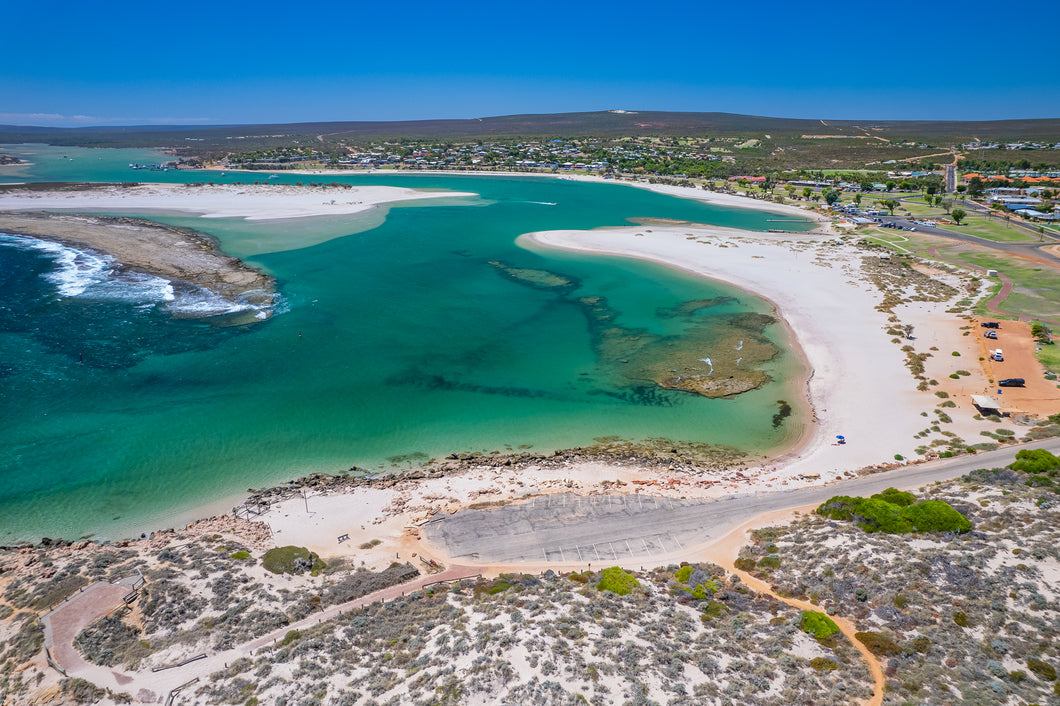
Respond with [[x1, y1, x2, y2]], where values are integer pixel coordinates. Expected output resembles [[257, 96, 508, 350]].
[[0, 145, 814, 542]]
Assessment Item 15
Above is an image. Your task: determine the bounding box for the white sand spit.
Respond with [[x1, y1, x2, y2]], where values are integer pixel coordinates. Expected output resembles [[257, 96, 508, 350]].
[[0, 182, 476, 221]]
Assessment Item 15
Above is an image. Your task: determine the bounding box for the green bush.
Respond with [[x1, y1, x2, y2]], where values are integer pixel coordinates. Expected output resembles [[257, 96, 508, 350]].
[[675, 565, 693, 583], [688, 581, 717, 600], [800, 610, 840, 640], [855, 631, 901, 656], [757, 556, 782, 570], [733, 557, 757, 572], [1027, 658, 1057, 681], [279, 629, 301, 646], [817, 494, 970, 534], [229, 550, 251, 560], [1010, 449, 1060, 475], [262, 546, 326, 576], [871, 487, 916, 507], [595, 567, 639, 596], [902, 501, 972, 533], [953, 611, 969, 627], [700, 600, 728, 621]]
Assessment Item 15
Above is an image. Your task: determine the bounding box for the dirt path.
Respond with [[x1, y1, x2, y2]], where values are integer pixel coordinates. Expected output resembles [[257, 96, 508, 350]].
[[51, 564, 479, 700], [701, 509, 885, 706]]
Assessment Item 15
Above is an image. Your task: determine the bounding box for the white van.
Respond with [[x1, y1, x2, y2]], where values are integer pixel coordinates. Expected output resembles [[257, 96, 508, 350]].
[[993, 349, 1004, 362]]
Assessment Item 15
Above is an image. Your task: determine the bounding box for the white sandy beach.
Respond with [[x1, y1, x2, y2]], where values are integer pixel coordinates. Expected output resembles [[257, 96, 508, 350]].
[[0, 182, 477, 221]]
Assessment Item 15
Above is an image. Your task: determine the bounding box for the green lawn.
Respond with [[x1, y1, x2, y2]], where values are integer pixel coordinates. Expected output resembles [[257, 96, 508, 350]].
[[959, 252, 1060, 322], [1037, 343, 1060, 374], [944, 216, 1039, 243]]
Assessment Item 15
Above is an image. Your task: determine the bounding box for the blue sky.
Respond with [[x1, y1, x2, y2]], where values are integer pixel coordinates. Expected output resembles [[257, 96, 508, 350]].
[[5, 0, 1059, 127]]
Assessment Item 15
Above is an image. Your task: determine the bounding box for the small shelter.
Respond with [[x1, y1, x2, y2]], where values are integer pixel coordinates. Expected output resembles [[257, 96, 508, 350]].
[[971, 395, 1002, 415]]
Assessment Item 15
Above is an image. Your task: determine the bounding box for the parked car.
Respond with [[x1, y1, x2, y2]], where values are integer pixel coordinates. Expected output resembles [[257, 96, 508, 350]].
[[993, 349, 1004, 362], [981, 321, 1000, 329], [984, 331, 998, 339], [998, 378, 1025, 387]]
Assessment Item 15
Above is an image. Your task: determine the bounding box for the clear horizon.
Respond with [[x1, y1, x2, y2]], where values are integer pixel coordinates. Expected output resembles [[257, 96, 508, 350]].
[[6, 0, 1059, 127]]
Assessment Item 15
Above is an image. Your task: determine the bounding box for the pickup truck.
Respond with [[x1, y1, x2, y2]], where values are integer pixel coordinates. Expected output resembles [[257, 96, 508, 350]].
[[981, 321, 1001, 329], [998, 378, 1025, 387]]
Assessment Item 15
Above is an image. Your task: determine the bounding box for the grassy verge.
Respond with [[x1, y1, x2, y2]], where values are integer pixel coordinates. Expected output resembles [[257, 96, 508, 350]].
[[1035, 343, 1060, 374], [959, 252, 1060, 322], [945, 216, 1039, 243]]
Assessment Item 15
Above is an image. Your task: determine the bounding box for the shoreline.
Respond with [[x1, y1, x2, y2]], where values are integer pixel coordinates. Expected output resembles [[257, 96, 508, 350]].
[[0, 210, 276, 320], [199, 164, 831, 225]]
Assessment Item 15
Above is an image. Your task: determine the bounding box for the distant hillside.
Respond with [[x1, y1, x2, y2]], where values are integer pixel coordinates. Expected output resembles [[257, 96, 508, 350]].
[[3, 111, 1060, 151]]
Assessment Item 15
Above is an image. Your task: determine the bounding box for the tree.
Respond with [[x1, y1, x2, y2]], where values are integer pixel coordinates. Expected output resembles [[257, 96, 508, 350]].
[[880, 199, 901, 215], [854, 193, 863, 205], [956, 184, 967, 195], [860, 180, 874, 193], [951, 208, 967, 224], [802, 187, 812, 199], [824, 189, 841, 206], [886, 180, 896, 192], [967, 177, 984, 197]]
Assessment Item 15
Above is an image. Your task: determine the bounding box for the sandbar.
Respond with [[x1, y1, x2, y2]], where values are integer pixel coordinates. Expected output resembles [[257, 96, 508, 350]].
[[0, 181, 477, 221]]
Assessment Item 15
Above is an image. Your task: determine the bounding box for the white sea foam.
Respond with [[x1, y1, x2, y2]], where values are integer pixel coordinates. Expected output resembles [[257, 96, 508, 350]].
[[0, 232, 271, 318], [736, 340, 744, 350], [699, 357, 713, 375]]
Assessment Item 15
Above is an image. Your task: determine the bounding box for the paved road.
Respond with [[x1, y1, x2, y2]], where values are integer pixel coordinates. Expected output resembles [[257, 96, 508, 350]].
[[422, 438, 1060, 565]]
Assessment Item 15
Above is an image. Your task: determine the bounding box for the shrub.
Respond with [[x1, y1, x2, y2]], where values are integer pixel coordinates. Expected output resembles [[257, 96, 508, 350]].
[[810, 657, 838, 671], [800, 611, 839, 640], [675, 565, 693, 583], [262, 546, 326, 575], [688, 581, 717, 600], [856, 631, 901, 656], [817, 495, 970, 534], [733, 557, 757, 572], [60, 678, 105, 704], [953, 611, 969, 627], [596, 567, 639, 595], [230, 550, 251, 560], [902, 501, 972, 533], [358, 539, 382, 550], [757, 556, 782, 570], [871, 487, 916, 507], [279, 629, 301, 646], [1010, 449, 1060, 475], [700, 600, 728, 621], [1027, 658, 1057, 681]]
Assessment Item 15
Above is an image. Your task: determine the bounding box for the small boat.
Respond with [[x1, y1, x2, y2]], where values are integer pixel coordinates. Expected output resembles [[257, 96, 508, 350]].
[[267, 174, 279, 180]]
